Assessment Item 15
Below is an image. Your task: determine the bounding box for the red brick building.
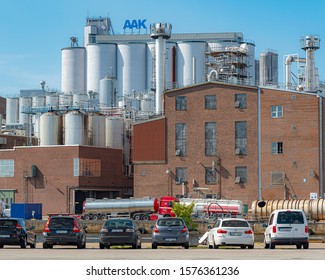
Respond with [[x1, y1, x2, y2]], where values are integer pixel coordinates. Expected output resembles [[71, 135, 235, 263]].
[[0, 145, 133, 215], [133, 82, 323, 205]]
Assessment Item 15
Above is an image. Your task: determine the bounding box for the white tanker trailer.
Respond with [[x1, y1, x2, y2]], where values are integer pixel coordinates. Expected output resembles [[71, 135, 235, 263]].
[[251, 199, 325, 221], [180, 198, 244, 218], [82, 197, 160, 220]]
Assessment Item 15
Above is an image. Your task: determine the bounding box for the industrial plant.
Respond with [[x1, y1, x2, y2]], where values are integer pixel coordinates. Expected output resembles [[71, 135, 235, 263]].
[[0, 16, 324, 216]]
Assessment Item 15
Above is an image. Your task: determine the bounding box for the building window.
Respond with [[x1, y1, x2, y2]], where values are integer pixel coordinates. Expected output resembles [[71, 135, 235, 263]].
[[175, 123, 187, 156], [205, 95, 216, 109], [73, 158, 101, 177], [235, 166, 247, 184], [175, 96, 187, 110], [272, 142, 283, 154], [271, 105, 283, 118], [205, 122, 216, 156], [235, 121, 247, 155], [271, 171, 285, 185], [0, 160, 14, 177], [175, 167, 187, 185], [235, 94, 247, 108], [205, 167, 217, 184]]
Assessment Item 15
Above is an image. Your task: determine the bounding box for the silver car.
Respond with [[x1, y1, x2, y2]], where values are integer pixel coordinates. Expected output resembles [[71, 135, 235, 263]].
[[151, 217, 189, 249]]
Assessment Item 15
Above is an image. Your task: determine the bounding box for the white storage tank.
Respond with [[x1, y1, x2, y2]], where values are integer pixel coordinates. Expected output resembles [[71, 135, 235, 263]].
[[45, 94, 59, 110], [105, 117, 123, 149], [61, 47, 86, 94], [99, 76, 116, 108], [19, 97, 32, 125], [64, 110, 88, 145], [117, 43, 146, 97], [88, 113, 106, 147], [6, 97, 19, 124], [177, 41, 207, 87], [73, 93, 89, 109], [39, 112, 63, 145], [87, 44, 116, 94], [59, 93, 73, 110]]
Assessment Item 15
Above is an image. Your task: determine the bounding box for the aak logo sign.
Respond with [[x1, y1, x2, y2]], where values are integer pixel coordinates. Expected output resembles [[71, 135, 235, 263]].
[[123, 19, 147, 30]]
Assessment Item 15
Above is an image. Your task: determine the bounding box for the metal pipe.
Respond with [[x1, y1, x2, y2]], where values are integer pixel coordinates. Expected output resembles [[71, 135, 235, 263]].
[[285, 55, 293, 90], [257, 86, 262, 200]]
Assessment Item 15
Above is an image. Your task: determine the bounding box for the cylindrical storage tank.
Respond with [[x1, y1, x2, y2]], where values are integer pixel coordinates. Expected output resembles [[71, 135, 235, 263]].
[[39, 112, 63, 145], [117, 43, 146, 97], [19, 97, 32, 125], [140, 98, 155, 112], [6, 97, 19, 124], [99, 76, 116, 108], [246, 42, 256, 85], [177, 41, 207, 87], [251, 199, 325, 221], [259, 51, 278, 87], [105, 117, 124, 149], [64, 110, 88, 145], [87, 44, 116, 94], [59, 93, 73, 110], [32, 96, 46, 109], [88, 113, 106, 147], [61, 47, 86, 94], [73, 93, 89, 109], [45, 94, 59, 110], [32, 114, 41, 138]]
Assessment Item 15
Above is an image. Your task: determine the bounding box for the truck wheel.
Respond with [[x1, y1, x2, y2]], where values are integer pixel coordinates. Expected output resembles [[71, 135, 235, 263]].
[[92, 215, 98, 220], [133, 214, 142, 220], [83, 215, 90, 220], [100, 214, 106, 220]]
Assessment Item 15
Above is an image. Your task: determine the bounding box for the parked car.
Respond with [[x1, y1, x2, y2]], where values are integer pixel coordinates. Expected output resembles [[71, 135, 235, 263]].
[[99, 218, 142, 249], [207, 218, 254, 249], [42, 215, 87, 249], [151, 217, 189, 249], [263, 209, 309, 249], [0, 218, 37, 248]]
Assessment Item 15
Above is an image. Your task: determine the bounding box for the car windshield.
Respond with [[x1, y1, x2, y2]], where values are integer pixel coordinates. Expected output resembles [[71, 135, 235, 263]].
[[49, 218, 74, 229], [0, 220, 17, 228], [157, 219, 183, 227], [277, 211, 304, 224], [105, 220, 133, 227], [221, 220, 249, 227]]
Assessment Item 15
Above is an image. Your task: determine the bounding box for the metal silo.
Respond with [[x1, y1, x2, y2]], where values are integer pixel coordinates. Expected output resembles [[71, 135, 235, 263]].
[[32, 96, 46, 108], [259, 51, 278, 86], [246, 42, 256, 85], [64, 110, 88, 145], [117, 43, 146, 97], [61, 47, 86, 94], [73, 93, 89, 109], [88, 113, 106, 147], [177, 41, 207, 87], [39, 112, 63, 145], [45, 94, 59, 110], [99, 76, 116, 108], [86, 43, 116, 94], [19, 97, 32, 125], [59, 93, 73, 110], [105, 117, 124, 149], [6, 97, 19, 124]]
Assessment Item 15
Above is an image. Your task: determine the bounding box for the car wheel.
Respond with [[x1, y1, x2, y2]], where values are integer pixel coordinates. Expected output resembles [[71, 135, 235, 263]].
[[132, 243, 137, 249], [248, 245, 254, 249], [0, 244, 4, 249], [137, 243, 142, 249], [20, 238, 27, 249], [303, 242, 309, 249], [106, 245, 110, 249], [30, 238, 36, 249], [296, 244, 302, 249], [264, 238, 269, 249], [184, 243, 189, 249], [208, 244, 213, 249], [269, 241, 275, 249], [43, 243, 48, 249], [240, 245, 246, 249], [83, 242, 86, 249], [99, 242, 105, 249], [152, 243, 157, 249], [213, 241, 219, 249], [77, 241, 83, 249]]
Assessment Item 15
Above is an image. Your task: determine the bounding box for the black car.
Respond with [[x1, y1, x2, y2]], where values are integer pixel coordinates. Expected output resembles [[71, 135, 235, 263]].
[[0, 218, 37, 249], [99, 218, 142, 249], [42, 215, 87, 249]]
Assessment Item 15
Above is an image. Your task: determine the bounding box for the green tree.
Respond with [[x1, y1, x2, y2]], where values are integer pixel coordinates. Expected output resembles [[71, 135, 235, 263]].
[[172, 201, 198, 231]]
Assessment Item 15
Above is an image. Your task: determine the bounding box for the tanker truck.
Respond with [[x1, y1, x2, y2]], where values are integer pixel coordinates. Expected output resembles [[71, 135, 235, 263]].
[[82, 196, 176, 220], [179, 198, 244, 218], [251, 199, 325, 221]]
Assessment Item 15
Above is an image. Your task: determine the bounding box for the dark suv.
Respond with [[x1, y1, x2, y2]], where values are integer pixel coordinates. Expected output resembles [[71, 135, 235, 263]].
[[42, 215, 87, 249], [0, 218, 37, 249]]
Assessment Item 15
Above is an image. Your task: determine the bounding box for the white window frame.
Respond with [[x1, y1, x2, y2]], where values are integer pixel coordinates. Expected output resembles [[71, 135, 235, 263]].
[[271, 105, 283, 118]]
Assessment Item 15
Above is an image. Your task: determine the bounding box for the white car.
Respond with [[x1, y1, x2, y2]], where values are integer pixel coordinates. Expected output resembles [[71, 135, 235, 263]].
[[263, 209, 309, 249], [207, 218, 254, 249]]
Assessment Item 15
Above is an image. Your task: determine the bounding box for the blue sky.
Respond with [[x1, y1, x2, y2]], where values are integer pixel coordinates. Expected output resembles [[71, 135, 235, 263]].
[[0, 0, 324, 97]]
